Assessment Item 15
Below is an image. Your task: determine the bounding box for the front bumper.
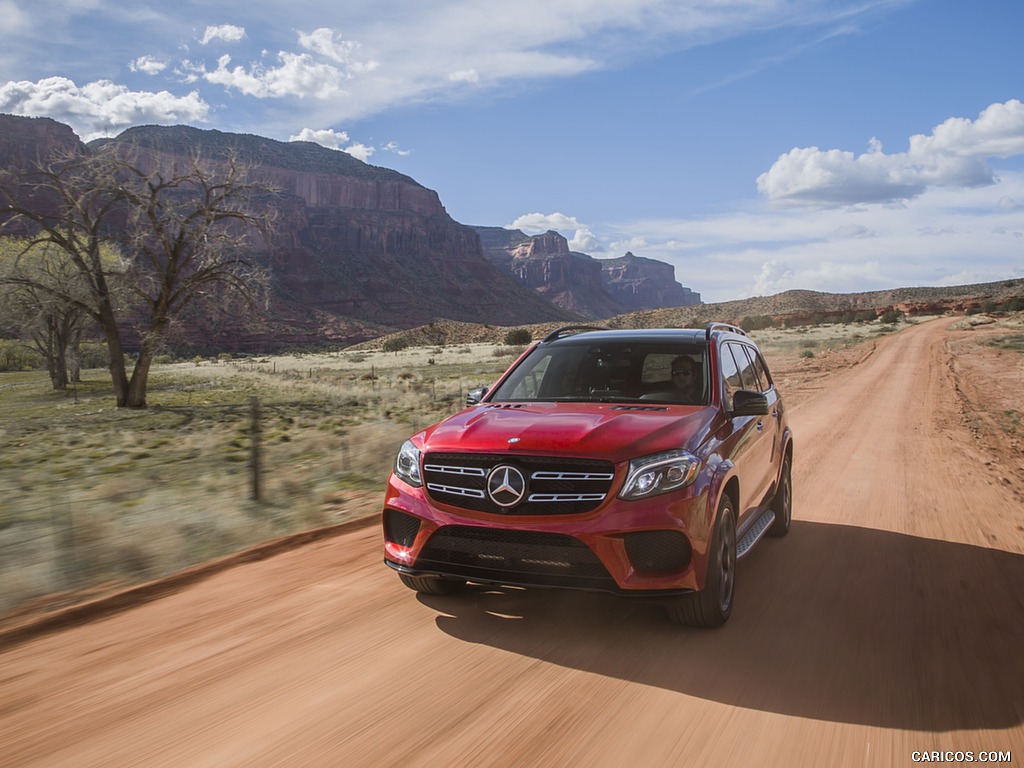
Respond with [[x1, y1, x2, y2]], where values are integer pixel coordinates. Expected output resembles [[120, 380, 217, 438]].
[[382, 473, 714, 595]]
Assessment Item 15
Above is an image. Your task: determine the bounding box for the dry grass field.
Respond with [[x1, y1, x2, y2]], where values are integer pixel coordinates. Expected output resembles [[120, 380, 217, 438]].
[[0, 342, 521, 616]]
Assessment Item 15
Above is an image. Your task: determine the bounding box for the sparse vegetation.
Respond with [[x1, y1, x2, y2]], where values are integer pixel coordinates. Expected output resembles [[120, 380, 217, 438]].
[[503, 327, 533, 345], [0, 346, 514, 616], [381, 337, 410, 355]]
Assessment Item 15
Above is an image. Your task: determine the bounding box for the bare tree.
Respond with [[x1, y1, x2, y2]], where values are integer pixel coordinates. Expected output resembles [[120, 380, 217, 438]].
[[0, 145, 275, 407], [0, 239, 93, 388]]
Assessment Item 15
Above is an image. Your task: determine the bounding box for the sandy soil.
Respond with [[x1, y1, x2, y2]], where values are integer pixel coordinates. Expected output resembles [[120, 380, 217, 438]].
[[1, 317, 1022, 767]]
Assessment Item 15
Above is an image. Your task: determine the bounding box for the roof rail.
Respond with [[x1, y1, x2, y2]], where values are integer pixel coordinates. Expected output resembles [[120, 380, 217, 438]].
[[705, 322, 748, 341], [542, 325, 609, 343]]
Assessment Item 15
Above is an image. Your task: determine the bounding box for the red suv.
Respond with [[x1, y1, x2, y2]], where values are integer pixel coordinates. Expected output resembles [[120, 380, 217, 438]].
[[382, 323, 793, 627]]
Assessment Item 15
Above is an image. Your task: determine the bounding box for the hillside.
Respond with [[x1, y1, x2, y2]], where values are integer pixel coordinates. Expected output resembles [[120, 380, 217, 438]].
[[352, 278, 1024, 348], [0, 116, 573, 350]]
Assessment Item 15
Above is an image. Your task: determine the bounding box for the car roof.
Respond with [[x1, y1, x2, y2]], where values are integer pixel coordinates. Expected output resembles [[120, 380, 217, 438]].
[[541, 324, 750, 347]]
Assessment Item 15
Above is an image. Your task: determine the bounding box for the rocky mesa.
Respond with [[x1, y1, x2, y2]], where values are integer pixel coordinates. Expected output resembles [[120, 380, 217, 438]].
[[0, 116, 574, 349], [476, 227, 700, 319]]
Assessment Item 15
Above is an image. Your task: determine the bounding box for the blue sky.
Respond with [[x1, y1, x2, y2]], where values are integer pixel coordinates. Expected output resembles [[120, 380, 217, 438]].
[[2, 1, 1022, 303]]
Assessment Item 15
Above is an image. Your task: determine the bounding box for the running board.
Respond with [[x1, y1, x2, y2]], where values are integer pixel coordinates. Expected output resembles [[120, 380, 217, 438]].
[[736, 509, 775, 559]]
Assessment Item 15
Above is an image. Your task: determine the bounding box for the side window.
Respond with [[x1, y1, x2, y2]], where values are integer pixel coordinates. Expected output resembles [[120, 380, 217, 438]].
[[739, 345, 767, 393], [749, 348, 773, 391], [719, 344, 742, 410], [732, 343, 758, 391]]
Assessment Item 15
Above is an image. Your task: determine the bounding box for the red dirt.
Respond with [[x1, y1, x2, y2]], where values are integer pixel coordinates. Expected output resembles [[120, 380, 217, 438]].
[[1, 317, 1022, 767]]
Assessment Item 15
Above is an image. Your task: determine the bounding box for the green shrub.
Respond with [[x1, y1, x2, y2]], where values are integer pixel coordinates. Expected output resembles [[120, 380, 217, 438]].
[[382, 337, 409, 354], [503, 327, 533, 345], [740, 315, 773, 331], [880, 309, 903, 324]]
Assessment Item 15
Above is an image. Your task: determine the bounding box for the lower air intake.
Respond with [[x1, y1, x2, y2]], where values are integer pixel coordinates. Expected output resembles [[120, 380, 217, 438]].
[[623, 530, 692, 573], [416, 525, 617, 591], [384, 509, 420, 548]]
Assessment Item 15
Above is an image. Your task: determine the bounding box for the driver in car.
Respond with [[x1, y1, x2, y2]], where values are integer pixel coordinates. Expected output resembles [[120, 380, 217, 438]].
[[669, 356, 702, 402]]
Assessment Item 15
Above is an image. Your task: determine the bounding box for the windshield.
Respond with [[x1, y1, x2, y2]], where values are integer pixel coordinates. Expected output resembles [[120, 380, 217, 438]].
[[489, 341, 708, 404]]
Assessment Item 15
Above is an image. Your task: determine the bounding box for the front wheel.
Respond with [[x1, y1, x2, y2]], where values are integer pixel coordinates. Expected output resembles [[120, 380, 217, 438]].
[[666, 496, 736, 628], [768, 454, 792, 538], [398, 573, 465, 595]]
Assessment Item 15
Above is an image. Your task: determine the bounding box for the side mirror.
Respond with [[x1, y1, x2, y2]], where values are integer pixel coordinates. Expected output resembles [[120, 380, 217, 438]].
[[731, 389, 769, 417], [466, 386, 488, 406]]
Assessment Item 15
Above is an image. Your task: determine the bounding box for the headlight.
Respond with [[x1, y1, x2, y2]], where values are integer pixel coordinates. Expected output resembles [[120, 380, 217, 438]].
[[394, 439, 423, 487], [619, 450, 700, 500]]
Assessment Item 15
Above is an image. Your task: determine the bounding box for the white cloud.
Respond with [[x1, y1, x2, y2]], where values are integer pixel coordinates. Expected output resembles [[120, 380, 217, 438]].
[[0, 0, 29, 33], [448, 69, 480, 84], [508, 212, 607, 253], [289, 128, 375, 161], [342, 142, 374, 162], [511, 212, 584, 233], [913, 99, 1024, 159], [290, 128, 351, 149], [569, 226, 604, 253], [200, 25, 246, 45], [758, 100, 1024, 208], [610, 235, 650, 254], [382, 141, 411, 157], [576, 171, 1024, 302], [297, 28, 378, 73], [204, 52, 344, 99], [0, 76, 209, 141], [129, 56, 167, 75]]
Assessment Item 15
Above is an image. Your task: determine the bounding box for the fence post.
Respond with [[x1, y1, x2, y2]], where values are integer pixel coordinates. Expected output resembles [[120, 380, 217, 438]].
[[250, 396, 262, 501]]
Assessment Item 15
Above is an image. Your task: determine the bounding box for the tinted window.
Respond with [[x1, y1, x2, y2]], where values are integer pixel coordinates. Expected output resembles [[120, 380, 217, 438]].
[[719, 345, 742, 410], [490, 341, 706, 403], [749, 348, 773, 390], [727, 343, 760, 391], [739, 345, 766, 392]]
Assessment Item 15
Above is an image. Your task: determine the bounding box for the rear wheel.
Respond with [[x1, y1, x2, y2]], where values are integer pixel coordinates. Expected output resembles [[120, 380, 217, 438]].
[[666, 496, 736, 628], [768, 454, 792, 538], [398, 573, 465, 595]]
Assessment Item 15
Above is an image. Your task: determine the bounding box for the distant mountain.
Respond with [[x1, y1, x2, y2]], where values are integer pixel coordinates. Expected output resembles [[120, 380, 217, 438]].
[[475, 227, 701, 319], [0, 115, 574, 350]]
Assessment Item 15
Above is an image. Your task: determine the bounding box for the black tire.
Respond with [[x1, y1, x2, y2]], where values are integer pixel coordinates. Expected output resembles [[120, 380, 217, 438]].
[[398, 573, 465, 595], [666, 496, 736, 628], [767, 454, 792, 538]]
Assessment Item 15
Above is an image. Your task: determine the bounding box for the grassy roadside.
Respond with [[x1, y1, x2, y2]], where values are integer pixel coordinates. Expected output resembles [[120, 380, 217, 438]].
[[0, 345, 516, 617]]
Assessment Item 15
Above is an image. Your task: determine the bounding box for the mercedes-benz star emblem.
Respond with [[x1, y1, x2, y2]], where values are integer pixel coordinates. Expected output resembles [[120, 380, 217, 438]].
[[486, 465, 527, 508]]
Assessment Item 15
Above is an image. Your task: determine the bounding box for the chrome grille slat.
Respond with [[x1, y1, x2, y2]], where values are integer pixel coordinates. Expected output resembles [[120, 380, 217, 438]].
[[531, 471, 614, 481], [527, 493, 606, 503], [426, 483, 487, 499], [424, 464, 487, 476]]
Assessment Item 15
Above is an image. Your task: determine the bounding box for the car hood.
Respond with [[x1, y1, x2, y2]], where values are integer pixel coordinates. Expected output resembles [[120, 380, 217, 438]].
[[420, 402, 717, 463]]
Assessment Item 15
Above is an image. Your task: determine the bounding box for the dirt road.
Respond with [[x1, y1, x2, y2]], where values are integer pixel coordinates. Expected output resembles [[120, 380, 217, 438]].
[[1, 318, 1022, 767]]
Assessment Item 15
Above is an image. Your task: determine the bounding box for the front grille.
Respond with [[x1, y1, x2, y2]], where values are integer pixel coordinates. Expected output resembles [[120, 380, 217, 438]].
[[416, 525, 617, 590], [622, 530, 692, 573], [423, 453, 614, 515], [384, 509, 420, 548]]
